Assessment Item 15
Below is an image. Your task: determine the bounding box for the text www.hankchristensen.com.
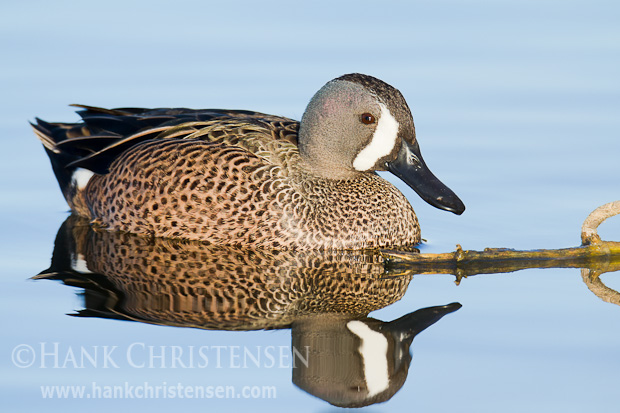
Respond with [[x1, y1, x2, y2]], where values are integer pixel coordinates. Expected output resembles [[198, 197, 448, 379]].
[[41, 382, 277, 399]]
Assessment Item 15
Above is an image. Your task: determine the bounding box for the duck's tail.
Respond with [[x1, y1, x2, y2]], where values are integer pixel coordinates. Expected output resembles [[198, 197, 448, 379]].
[[31, 116, 96, 213]]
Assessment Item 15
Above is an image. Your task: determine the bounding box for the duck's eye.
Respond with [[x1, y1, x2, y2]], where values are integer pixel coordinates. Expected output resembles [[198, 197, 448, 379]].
[[360, 113, 376, 125]]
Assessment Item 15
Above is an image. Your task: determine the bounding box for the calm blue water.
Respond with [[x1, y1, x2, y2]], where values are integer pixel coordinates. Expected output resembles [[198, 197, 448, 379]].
[[1, 0, 620, 411]]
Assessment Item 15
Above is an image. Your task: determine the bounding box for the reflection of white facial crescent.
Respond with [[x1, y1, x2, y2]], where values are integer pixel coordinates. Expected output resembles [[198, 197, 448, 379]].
[[353, 103, 400, 171], [347, 320, 390, 397]]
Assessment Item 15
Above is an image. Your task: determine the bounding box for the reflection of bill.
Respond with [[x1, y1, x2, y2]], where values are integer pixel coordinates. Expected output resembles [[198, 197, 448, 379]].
[[292, 304, 461, 408]]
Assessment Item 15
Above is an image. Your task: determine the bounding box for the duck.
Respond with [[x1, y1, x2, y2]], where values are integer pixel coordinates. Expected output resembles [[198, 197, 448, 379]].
[[33, 73, 464, 250]]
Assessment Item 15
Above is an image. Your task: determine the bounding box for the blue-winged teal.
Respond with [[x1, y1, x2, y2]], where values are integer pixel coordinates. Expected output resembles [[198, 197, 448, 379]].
[[33, 73, 464, 249]]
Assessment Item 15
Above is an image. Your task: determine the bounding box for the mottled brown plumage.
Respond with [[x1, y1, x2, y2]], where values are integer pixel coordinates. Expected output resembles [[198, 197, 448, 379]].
[[33, 74, 464, 249]]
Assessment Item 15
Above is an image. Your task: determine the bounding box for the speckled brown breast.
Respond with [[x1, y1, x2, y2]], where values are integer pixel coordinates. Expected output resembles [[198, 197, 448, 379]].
[[79, 119, 420, 249]]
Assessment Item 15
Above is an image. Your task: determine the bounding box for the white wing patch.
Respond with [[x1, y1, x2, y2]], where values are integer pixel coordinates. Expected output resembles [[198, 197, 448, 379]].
[[71, 167, 95, 191], [352, 103, 400, 171], [347, 320, 390, 397]]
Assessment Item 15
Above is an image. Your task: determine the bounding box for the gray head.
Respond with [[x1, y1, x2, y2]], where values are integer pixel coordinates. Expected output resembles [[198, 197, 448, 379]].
[[299, 73, 465, 215], [299, 73, 412, 175]]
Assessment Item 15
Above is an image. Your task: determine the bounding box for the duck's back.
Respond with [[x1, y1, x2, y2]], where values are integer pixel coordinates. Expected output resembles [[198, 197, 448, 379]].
[[34, 105, 299, 173]]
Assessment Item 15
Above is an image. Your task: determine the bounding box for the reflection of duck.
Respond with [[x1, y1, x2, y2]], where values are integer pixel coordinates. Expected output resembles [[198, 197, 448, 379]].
[[37, 215, 417, 329], [33, 73, 464, 249], [36, 215, 461, 407]]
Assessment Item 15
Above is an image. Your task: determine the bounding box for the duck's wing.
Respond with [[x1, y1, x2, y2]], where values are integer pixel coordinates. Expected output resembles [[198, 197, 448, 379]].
[[33, 105, 300, 174]]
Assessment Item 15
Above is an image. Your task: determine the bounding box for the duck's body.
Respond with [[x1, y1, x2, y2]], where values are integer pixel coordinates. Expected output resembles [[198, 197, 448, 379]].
[[33, 74, 464, 249]]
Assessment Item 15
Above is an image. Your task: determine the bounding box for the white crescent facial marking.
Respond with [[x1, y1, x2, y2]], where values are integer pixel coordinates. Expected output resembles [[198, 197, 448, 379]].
[[71, 167, 95, 191], [353, 103, 400, 171], [347, 320, 390, 397]]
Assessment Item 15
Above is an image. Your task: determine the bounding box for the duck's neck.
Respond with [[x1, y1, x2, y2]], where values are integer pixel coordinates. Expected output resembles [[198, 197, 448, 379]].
[[299, 157, 360, 181]]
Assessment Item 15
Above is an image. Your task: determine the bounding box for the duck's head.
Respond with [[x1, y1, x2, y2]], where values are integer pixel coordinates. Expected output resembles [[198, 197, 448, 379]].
[[299, 73, 465, 215]]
